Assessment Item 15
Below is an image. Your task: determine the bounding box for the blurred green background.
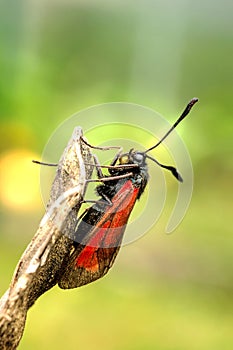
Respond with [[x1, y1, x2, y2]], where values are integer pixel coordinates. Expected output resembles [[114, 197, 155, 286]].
[[0, 1, 233, 349]]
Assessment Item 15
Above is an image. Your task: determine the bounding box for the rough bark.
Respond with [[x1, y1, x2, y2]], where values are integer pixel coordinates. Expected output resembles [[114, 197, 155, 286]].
[[0, 127, 94, 349]]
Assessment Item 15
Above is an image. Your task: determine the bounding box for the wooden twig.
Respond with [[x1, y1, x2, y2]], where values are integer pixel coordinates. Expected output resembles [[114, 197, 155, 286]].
[[0, 127, 94, 349]]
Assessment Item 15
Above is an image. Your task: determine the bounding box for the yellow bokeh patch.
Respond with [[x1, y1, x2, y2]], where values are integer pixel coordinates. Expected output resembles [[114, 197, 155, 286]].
[[0, 149, 42, 211]]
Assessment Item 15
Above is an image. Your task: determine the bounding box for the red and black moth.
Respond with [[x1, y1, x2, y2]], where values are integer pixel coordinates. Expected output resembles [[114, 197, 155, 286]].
[[57, 98, 198, 289]]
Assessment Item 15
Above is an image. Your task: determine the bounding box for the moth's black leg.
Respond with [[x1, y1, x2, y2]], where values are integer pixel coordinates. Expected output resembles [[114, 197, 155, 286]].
[[75, 206, 92, 229], [99, 192, 112, 205], [80, 136, 121, 152], [107, 147, 124, 175], [110, 147, 123, 167], [32, 160, 58, 166], [86, 172, 133, 184], [92, 154, 104, 179]]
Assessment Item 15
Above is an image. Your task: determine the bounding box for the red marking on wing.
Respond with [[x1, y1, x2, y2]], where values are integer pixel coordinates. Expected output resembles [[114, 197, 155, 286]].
[[75, 180, 139, 272]]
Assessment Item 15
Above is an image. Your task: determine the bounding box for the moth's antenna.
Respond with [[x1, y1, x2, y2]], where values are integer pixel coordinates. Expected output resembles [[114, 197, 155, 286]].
[[145, 98, 198, 153], [146, 154, 183, 182]]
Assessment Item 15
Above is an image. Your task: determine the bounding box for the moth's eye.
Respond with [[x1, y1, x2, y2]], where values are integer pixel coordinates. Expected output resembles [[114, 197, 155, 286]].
[[119, 155, 129, 165], [133, 153, 144, 164]]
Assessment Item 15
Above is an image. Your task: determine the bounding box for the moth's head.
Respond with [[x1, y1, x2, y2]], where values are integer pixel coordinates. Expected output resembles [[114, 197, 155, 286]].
[[118, 149, 146, 167]]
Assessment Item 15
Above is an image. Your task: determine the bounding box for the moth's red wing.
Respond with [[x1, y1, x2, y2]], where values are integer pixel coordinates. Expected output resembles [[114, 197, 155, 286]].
[[58, 180, 140, 289]]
